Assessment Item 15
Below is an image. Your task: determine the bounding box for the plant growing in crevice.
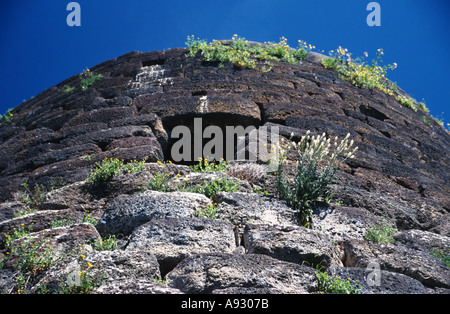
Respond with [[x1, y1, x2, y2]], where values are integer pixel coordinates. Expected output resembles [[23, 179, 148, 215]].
[[198, 202, 221, 219], [63, 85, 75, 93], [86, 157, 147, 184], [181, 177, 240, 199], [3, 224, 32, 249], [146, 171, 171, 192], [14, 178, 66, 211], [431, 249, 450, 268], [315, 271, 362, 294], [190, 157, 230, 173], [51, 216, 74, 228], [0, 108, 14, 126], [57, 255, 104, 294], [4, 235, 57, 294], [80, 68, 103, 91], [90, 235, 118, 251], [14, 183, 47, 210], [396, 95, 418, 111], [364, 221, 397, 243], [276, 131, 357, 228]]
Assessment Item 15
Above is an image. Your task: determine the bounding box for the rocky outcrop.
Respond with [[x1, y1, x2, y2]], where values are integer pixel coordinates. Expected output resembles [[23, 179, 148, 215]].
[[126, 217, 237, 276], [166, 253, 319, 294], [96, 191, 211, 236], [0, 46, 449, 294], [244, 223, 344, 268]]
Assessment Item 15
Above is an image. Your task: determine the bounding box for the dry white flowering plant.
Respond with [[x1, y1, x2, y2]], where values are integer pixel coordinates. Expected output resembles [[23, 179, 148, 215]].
[[277, 131, 358, 228]]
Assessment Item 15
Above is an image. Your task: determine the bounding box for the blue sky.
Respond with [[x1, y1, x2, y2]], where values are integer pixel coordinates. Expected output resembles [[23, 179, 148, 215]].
[[1, 0, 449, 126]]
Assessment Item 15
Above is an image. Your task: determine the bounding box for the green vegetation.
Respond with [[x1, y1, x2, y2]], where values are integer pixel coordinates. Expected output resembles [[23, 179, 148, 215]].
[[431, 249, 450, 268], [1, 216, 109, 294], [2, 226, 57, 294], [51, 216, 74, 228], [364, 221, 397, 243], [13, 207, 37, 218], [54, 253, 104, 295], [147, 159, 241, 198], [186, 34, 311, 71], [86, 157, 147, 183], [421, 115, 433, 126], [276, 131, 357, 228], [316, 271, 362, 294], [396, 95, 418, 112], [190, 157, 230, 173], [14, 178, 66, 212], [0, 108, 14, 126], [146, 171, 171, 192], [322, 47, 398, 95], [181, 177, 240, 199], [252, 184, 271, 196], [14, 183, 47, 210], [186, 35, 448, 127], [198, 202, 220, 219], [81, 211, 99, 226], [321, 47, 436, 116], [3, 224, 32, 248], [153, 278, 170, 285], [11, 237, 57, 294], [57, 266, 103, 294], [90, 235, 118, 252], [63, 85, 75, 93], [80, 68, 103, 91]]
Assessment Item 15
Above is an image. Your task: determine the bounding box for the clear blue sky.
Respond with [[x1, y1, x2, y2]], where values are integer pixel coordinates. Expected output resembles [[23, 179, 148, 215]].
[[1, 0, 449, 126]]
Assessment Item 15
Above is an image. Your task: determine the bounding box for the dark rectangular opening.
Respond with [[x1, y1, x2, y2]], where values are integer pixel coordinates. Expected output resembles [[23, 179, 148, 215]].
[[192, 91, 208, 96]]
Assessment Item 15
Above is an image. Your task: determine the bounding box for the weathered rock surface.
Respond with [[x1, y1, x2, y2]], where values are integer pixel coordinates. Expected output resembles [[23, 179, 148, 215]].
[[325, 266, 429, 294], [343, 239, 450, 288], [166, 253, 318, 294], [312, 205, 379, 241], [83, 249, 161, 284], [244, 223, 344, 268], [3, 223, 100, 269], [31, 248, 161, 294], [169, 172, 253, 194], [0, 45, 449, 294], [92, 279, 183, 294], [96, 191, 211, 236], [126, 217, 237, 275], [0, 209, 86, 250], [216, 192, 297, 228]]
